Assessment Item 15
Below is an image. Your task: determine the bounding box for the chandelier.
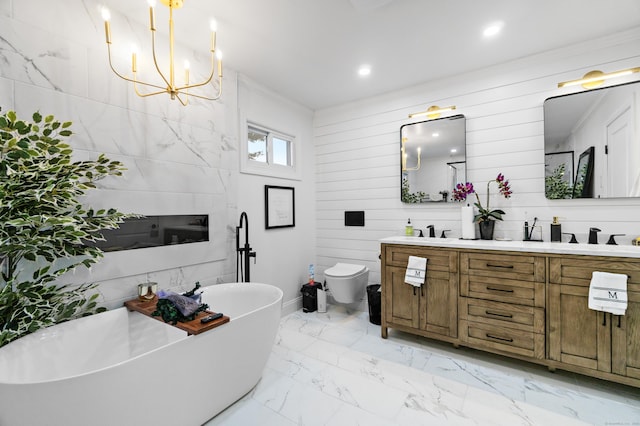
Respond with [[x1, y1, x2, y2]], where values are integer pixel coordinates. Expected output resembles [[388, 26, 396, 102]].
[[101, 0, 222, 106]]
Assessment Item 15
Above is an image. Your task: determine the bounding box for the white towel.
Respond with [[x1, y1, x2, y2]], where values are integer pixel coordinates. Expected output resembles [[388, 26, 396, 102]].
[[405, 256, 427, 287], [588, 271, 628, 316]]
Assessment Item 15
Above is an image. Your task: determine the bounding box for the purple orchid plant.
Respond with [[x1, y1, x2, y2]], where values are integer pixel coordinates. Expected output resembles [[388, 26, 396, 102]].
[[453, 173, 512, 223]]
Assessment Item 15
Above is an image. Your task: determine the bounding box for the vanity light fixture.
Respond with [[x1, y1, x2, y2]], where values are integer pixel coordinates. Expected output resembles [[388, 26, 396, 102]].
[[401, 137, 421, 171], [101, 0, 223, 106], [408, 105, 456, 119], [557, 67, 640, 89]]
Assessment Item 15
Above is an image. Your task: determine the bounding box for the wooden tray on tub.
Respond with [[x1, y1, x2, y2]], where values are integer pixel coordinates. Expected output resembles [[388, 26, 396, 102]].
[[124, 297, 229, 335]]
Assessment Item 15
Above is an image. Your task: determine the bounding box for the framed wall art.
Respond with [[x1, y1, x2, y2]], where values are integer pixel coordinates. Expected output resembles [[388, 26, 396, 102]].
[[265, 185, 295, 229]]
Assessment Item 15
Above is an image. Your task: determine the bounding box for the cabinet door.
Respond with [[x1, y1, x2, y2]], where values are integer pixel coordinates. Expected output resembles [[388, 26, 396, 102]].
[[549, 257, 640, 376], [384, 253, 458, 339], [384, 265, 419, 328], [419, 256, 458, 338], [547, 282, 611, 372], [612, 286, 640, 379]]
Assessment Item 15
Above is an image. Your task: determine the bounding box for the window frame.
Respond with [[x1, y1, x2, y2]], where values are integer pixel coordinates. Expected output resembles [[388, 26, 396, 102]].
[[241, 119, 301, 180]]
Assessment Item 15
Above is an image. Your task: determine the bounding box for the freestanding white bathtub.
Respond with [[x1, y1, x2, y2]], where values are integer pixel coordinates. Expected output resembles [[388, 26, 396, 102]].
[[0, 282, 283, 426]]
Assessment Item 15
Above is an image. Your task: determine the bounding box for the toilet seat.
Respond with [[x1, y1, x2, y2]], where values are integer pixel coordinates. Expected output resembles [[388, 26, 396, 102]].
[[324, 263, 367, 279]]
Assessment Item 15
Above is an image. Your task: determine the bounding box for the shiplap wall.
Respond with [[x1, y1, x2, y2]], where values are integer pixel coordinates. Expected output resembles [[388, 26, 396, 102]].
[[314, 28, 640, 287]]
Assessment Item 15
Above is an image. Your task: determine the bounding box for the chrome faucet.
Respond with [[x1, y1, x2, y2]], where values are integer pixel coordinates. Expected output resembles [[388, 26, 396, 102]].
[[588, 227, 601, 244]]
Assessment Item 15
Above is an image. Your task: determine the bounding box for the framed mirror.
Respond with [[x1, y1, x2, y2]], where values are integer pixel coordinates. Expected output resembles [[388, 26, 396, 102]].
[[544, 80, 640, 199], [400, 114, 466, 203]]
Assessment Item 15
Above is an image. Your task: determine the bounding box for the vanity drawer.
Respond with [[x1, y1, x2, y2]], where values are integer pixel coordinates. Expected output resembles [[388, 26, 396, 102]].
[[460, 252, 545, 307], [461, 252, 545, 281], [460, 319, 545, 359], [459, 297, 544, 333], [382, 244, 457, 273], [549, 257, 640, 292]]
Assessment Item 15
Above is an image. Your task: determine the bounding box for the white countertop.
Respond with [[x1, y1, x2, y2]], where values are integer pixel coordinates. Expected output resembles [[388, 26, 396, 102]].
[[380, 236, 640, 258]]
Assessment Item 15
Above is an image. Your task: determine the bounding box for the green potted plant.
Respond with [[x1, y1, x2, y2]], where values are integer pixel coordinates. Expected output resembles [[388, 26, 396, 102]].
[[0, 110, 133, 347]]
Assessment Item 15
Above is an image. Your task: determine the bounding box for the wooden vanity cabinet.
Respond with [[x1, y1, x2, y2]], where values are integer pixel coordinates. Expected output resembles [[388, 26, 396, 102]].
[[381, 244, 458, 343], [548, 256, 640, 384], [380, 241, 640, 388]]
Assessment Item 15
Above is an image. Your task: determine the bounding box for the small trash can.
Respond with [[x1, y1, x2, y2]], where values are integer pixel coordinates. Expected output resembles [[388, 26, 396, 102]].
[[367, 284, 381, 325], [301, 282, 321, 313]]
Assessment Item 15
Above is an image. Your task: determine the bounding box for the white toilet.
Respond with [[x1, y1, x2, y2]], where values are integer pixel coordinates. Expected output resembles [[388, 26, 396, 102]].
[[324, 263, 369, 303]]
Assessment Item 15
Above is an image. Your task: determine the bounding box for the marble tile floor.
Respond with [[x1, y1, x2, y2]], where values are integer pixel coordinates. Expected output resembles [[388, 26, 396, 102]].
[[206, 305, 640, 426]]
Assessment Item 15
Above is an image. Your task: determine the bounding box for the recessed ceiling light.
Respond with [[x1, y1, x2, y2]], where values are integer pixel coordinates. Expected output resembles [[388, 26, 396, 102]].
[[358, 65, 371, 77], [450, 148, 457, 153], [432, 132, 439, 137], [483, 22, 503, 38]]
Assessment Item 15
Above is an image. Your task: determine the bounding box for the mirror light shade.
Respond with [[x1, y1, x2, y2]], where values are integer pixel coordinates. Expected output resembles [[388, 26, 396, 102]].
[[557, 67, 640, 89], [408, 105, 456, 119]]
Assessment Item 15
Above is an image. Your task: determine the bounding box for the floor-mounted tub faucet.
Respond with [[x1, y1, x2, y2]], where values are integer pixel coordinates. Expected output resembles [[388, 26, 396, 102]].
[[236, 212, 256, 282]]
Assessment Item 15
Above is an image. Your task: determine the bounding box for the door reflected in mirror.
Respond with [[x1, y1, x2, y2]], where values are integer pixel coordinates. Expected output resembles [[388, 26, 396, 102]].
[[544, 80, 640, 199], [400, 115, 466, 203]]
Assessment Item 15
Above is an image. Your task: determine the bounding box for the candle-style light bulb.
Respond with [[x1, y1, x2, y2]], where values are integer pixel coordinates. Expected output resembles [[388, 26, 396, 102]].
[[184, 60, 190, 85], [101, 8, 112, 44], [210, 19, 217, 52], [216, 50, 223, 77], [148, 0, 156, 31], [131, 45, 138, 73]]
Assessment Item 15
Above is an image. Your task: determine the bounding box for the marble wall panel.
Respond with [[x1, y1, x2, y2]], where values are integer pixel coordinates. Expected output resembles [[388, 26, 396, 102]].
[[0, 1, 10, 18], [0, 77, 13, 110], [13, 0, 102, 49], [0, 17, 89, 98]]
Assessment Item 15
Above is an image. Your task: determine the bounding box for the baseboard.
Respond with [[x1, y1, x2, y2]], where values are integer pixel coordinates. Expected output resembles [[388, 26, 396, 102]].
[[282, 296, 302, 316], [280, 294, 368, 317]]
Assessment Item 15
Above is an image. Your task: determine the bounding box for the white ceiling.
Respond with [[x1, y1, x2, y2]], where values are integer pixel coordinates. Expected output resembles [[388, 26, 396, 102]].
[[99, 0, 640, 110]]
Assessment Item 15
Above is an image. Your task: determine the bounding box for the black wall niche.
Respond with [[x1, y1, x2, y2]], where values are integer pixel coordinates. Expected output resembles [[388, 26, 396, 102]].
[[88, 215, 209, 252]]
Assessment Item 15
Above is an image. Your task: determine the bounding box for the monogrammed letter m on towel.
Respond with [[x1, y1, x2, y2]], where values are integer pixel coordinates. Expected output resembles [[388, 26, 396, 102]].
[[405, 256, 427, 287], [588, 271, 628, 315]]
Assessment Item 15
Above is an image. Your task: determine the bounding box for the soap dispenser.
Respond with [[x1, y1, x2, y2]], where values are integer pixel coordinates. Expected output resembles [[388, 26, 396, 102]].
[[405, 219, 414, 236], [551, 217, 562, 242]]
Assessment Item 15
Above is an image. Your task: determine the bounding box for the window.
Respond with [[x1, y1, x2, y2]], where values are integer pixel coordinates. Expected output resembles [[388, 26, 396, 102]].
[[242, 122, 299, 179], [248, 127, 268, 163], [272, 136, 292, 166]]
